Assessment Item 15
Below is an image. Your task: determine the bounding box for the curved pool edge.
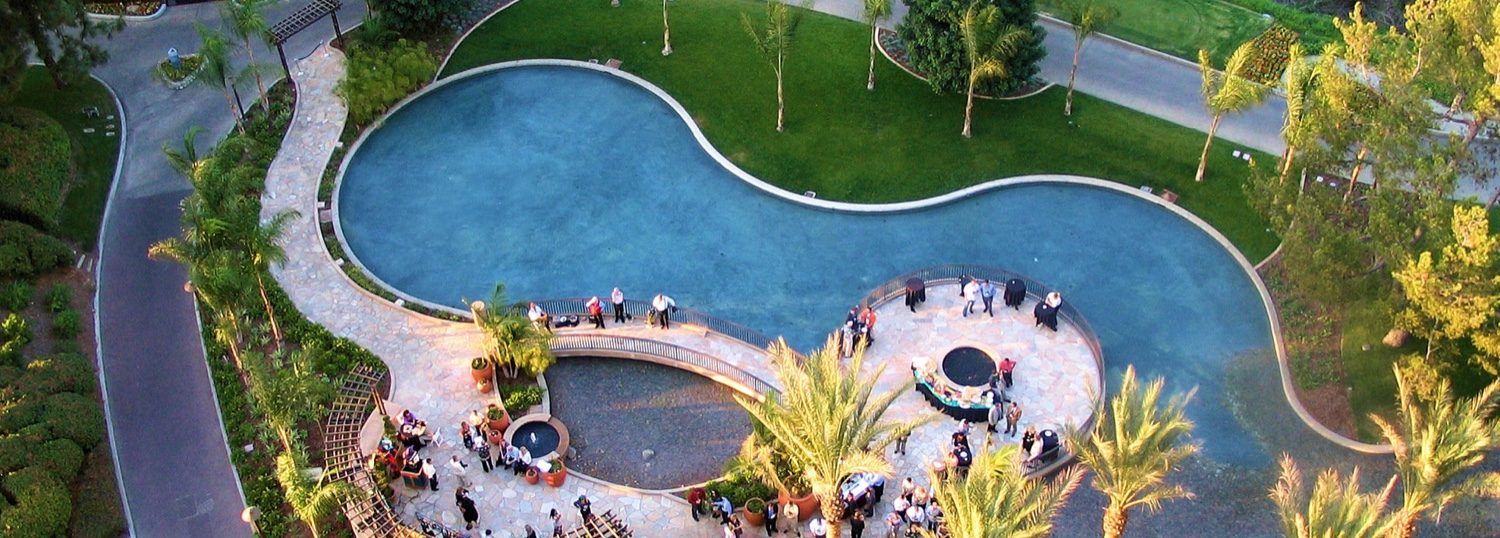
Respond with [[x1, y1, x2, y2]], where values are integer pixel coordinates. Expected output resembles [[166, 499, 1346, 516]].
[[328, 60, 1388, 455]]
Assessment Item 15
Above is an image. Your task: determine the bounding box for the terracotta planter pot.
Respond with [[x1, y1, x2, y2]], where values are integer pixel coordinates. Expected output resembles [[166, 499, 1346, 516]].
[[524, 468, 541, 485], [777, 491, 819, 522], [486, 407, 511, 432], [543, 466, 568, 487], [741, 499, 767, 526], [470, 358, 494, 385]]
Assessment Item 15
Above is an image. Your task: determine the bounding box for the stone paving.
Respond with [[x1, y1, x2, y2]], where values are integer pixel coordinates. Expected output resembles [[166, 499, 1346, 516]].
[[264, 46, 1098, 538]]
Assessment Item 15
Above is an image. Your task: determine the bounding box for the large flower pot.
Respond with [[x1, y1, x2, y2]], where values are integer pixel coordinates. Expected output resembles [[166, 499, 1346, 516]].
[[524, 468, 541, 485], [742, 499, 767, 526], [543, 465, 568, 487], [778, 491, 819, 522], [486, 405, 511, 432], [471, 358, 495, 392]]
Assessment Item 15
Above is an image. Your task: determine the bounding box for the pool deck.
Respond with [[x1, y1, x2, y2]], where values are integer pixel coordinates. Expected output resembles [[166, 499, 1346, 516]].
[[266, 46, 1099, 537]]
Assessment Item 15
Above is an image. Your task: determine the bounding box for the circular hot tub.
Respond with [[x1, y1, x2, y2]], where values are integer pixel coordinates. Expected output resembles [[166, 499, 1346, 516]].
[[941, 346, 996, 387], [504, 414, 571, 461]]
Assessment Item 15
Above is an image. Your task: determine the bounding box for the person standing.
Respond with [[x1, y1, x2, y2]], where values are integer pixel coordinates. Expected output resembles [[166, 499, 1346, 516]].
[[961, 279, 980, 317], [987, 400, 1003, 435], [979, 279, 997, 316], [998, 357, 1016, 388], [528, 302, 551, 333], [505, 443, 522, 475], [893, 430, 909, 456], [448, 455, 470, 488], [808, 516, 828, 538], [611, 287, 626, 323], [550, 509, 564, 537], [1006, 401, 1023, 436], [715, 494, 734, 525], [523, 524, 538, 538], [422, 458, 439, 491], [859, 307, 878, 344], [688, 486, 707, 522], [476, 436, 493, 472], [783, 500, 800, 537], [586, 296, 605, 329], [958, 274, 971, 297], [849, 510, 866, 538], [456, 487, 479, 529], [884, 512, 903, 538], [870, 473, 885, 503], [574, 494, 592, 523], [652, 294, 677, 329], [763, 499, 778, 535]]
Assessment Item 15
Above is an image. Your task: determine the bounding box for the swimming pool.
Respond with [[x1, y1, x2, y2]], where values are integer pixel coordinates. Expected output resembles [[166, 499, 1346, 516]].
[[336, 64, 1273, 466]]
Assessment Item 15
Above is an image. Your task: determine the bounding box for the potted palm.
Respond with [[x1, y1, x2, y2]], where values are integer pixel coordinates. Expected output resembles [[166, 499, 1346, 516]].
[[543, 461, 568, 487], [734, 425, 818, 522], [471, 357, 495, 393]]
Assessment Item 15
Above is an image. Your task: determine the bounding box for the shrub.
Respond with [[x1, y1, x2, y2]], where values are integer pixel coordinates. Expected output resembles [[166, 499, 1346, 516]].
[[0, 108, 70, 230], [0, 466, 73, 538], [706, 472, 777, 508], [40, 392, 103, 449], [51, 309, 79, 340], [0, 396, 42, 435], [369, 0, 472, 38], [0, 221, 74, 280], [0, 281, 30, 311], [15, 353, 94, 398], [335, 39, 438, 127], [0, 434, 28, 472], [45, 284, 69, 313], [898, 0, 1048, 96], [2, 312, 29, 343], [498, 384, 544, 411], [155, 54, 205, 83], [1242, 25, 1298, 85], [30, 438, 84, 480], [0, 364, 21, 386]]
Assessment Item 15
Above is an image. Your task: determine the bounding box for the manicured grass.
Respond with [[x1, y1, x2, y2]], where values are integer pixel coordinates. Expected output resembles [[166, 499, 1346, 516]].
[[1037, 0, 1271, 65], [9, 67, 122, 251], [444, 0, 1280, 260], [1339, 300, 1409, 442]]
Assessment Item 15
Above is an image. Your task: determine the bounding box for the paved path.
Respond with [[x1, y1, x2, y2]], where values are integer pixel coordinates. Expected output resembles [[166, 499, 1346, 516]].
[[90, 1, 365, 535]]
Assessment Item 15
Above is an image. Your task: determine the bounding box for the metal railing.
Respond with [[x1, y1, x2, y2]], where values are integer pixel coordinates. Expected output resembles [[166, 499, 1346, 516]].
[[552, 334, 777, 397], [525, 297, 778, 352]]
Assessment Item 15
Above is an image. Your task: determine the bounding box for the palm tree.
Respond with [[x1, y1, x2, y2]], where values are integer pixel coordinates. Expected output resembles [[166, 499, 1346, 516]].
[[1268, 454, 1398, 538], [247, 208, 299, 346], [1194, 41, 1269, 182], [192, 23, 249, 132], [736, 338, 929, 536], [163, 126, 206, 180], [661, 0, 673, 56], [743, 0, 802, 132], [221, 0, 272, 112], [1372, 364, 1500, 538], [1067, 364, 1199, 538], [958, 2, 1031, 138], [470, 284, 555, 379], [863, 0, 891, 90], [276, 446, 358, 538], [1059, 0, 1117, 116], [918, 442, 1083, 538], [249, 344, 335, 451], [1277, 45, 1316, 186]]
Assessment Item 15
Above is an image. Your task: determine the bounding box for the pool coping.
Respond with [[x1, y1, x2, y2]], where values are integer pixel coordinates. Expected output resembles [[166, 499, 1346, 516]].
[[329, 59, 1390, 454]]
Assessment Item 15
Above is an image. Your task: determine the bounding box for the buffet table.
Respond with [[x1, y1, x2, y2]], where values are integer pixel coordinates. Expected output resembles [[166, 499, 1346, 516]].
[[914, 376, 992, 422]]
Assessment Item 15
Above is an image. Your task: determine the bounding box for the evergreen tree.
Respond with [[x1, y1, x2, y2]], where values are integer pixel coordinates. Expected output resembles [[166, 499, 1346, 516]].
[[9, 0, 118, 89], [898, 0, 1045, 96]]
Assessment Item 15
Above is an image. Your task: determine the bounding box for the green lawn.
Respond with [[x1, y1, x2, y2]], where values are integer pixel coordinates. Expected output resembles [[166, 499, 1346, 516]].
[[9, 67, 122, 250], [444, 0, 1280, 260], [1037, 0, 1271, 65]]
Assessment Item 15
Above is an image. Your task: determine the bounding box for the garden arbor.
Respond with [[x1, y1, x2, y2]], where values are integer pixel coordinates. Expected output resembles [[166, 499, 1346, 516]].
[[269, 0, 346, 80]]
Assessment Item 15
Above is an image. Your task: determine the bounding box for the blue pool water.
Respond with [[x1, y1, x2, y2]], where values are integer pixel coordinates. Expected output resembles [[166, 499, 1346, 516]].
[[338, 66, 1273, 466]]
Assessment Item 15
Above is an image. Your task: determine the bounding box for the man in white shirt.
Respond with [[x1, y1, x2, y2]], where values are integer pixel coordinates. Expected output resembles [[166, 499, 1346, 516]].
[[651, 294, 677, 329], [962, 280, 981, 317], [447, 455, 470, 487], [611, 287, 626, 323], [807, 517, 827, 538]]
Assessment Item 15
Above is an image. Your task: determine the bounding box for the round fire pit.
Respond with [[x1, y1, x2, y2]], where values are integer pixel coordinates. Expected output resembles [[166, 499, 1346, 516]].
[[941, 346, 996, 387], [504, 413, 571, 462]]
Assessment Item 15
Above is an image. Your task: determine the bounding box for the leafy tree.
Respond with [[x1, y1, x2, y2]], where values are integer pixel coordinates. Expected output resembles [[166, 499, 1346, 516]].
[[1268, 454, 1398, 538], [1067, 364, 1198, 538], [0, 1, 31, 100], [1058, 0, 1116, 116], [335, 39, 437, 126], [736, 338, 928, 536], [9, 0, 118, 89], [248, 345, 335, 451], [898, 0, 1046, 96], [1372, 363, 1500, 538], [469, 284, 555, 379], [1400, 0, 1496, 145], [1392, 205, 1500, 372], [958, 2, 1029, 138], [864, 0, 892, 90], [370, 0, 471, 38], [917, 442, 1083, 538], [275, 446, 358, 538], [221, 0, 274, 112], [1194, 40, 1269, 183], [742, 0, 803, 132]]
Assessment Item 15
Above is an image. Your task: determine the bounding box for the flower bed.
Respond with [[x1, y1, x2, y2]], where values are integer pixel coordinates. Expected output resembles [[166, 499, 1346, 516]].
[[157, 55, 203, 83], [85, 1, 163, 17], [1242, 24, 1298, 85]]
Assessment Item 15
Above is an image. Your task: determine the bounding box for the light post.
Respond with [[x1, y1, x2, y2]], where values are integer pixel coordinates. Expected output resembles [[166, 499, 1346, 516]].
[[242, 506, 261, 534]]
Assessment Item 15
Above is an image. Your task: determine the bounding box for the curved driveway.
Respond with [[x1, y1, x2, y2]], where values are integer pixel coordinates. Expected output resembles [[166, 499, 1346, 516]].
[[91, 1, 364, 535]]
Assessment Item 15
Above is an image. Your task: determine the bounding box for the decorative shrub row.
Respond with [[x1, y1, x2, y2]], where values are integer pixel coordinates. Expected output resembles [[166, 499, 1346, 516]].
[[0, 220, 74, 281], [0, 345, 107, 537], [497, 384, 544, 411], [1243, 24, 1299, 85], [1221, 0, 1338, 53], [335, 39, 438, 127], [0, 108, 71, 230]]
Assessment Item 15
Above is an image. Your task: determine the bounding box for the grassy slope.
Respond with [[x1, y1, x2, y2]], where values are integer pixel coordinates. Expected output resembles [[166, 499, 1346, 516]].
[[9, 67, 122, 251], [443, 0, 1280, 260], [1037, 0, 1270, 65]]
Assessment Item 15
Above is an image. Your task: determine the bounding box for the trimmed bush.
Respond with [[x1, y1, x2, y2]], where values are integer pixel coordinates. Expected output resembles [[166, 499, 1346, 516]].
[[498, 384, 544, 411], [30, 438, 83, 480], [369, 0, 472, 37], [0, 108, 70, 230], [0, 364, 21, 386], [0, 434, 26, 472], [0, 395, 42, 434], [45, 284, 69, 313], [40, 392, 102, 449], [0, 221, 74, 280], [15, 353, 94, 396], [51, 309, 79, 340], [0, 466, 73, 538], [336, 39, 438, 127], [0, 281, 30, 311]]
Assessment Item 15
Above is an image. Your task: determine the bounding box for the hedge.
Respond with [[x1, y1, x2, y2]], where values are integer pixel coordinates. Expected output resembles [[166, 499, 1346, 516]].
[[1221, 0, 1339, 53], [15, 353, 95, 397], [31, 439, 84, 480], [40, 392, 103, 450], [0, 466, 73, 538], [0, 281, 30, 312], [0, 221, 74, 280], [0, 396, 42, 435], [0, 108, 71, 230]]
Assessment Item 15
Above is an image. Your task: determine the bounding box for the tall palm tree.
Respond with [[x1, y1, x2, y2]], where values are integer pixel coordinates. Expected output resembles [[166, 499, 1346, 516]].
[[743, 0, 802, 132], [958, 2, 1031, 138], [1194, 41, 1269, 182], [736, 338, 929, 536], [249, 344, 334, 451], [863, 0, 891, 90], [1372, 364, 1500, 538], [1268, 454, 1398, 538], [163, 126, 207, 180], [661, 0, 673, 56], [1067, 364, 1198, 538], [470, 284, 555, 379], [1060, 0, 1117, 116], [247, 208, 299, 346], [221, 0, 273, 111], [918, 442, 1083, 538], [276, 446, 358, 538], [192, 23, 249, 132], [1277, 45, 1316, 186]]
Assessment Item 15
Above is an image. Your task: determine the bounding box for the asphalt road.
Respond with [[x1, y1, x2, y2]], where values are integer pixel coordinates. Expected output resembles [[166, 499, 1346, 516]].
[[90, 1, 365, 535]]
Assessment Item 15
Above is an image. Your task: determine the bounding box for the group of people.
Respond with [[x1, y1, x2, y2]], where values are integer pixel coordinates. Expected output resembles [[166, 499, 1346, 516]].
[[687, 487, 834, 538], [884, 475, 946, 537], [525, 289, 680, 331], [834, 305, 879, 357]]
